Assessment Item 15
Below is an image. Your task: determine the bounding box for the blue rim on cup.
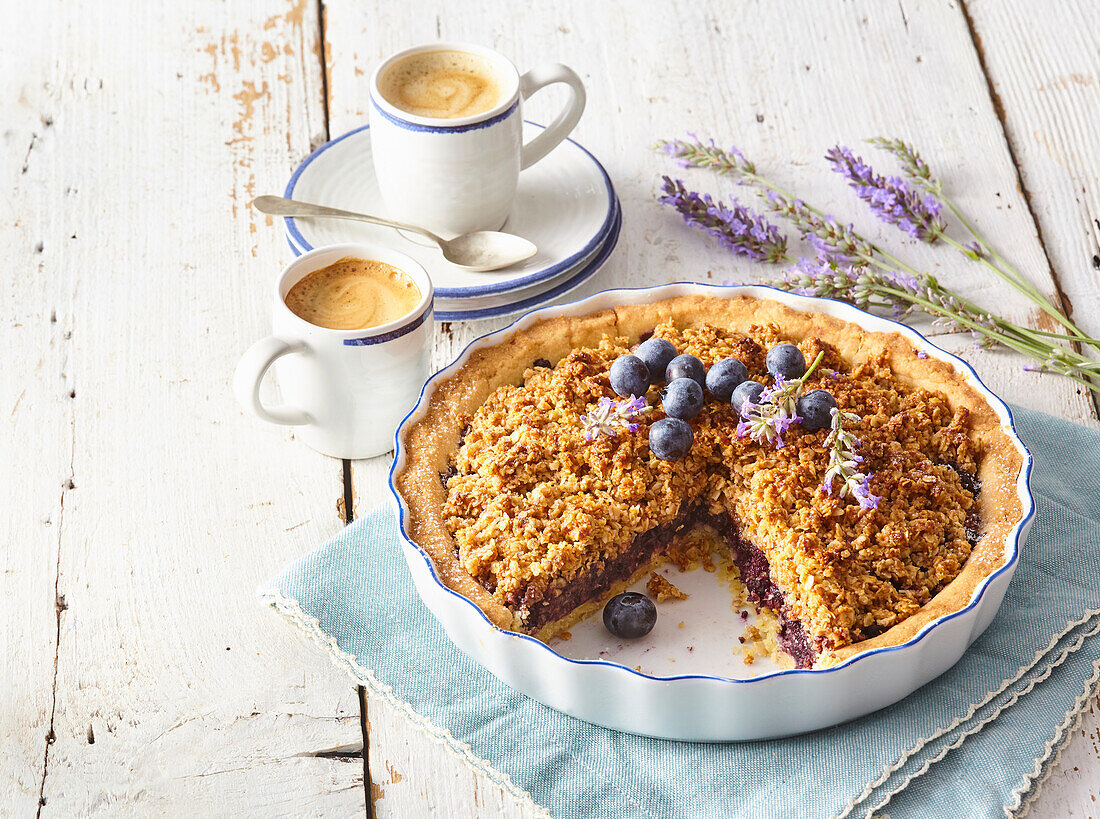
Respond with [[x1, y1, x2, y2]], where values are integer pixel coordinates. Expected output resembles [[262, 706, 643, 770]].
[[281, 123, 617, 300], [368, 42, 523, 133], [286, 194, 622, 323]]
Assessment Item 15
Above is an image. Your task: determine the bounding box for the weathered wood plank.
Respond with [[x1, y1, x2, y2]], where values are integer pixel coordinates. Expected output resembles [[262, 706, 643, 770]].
[[963, 0, 1100, 813], [0, 0, 365, 813], [0, 24, 72, 806], [320, 0, 1098, 815]]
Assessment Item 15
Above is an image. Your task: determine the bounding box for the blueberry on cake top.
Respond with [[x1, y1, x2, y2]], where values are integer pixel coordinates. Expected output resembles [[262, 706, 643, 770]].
[[396, 295, 1025, 669]]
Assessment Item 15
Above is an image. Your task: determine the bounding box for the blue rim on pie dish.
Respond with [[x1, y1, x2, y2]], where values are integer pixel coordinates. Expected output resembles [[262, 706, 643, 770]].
[[386, 283, 1034, 740]]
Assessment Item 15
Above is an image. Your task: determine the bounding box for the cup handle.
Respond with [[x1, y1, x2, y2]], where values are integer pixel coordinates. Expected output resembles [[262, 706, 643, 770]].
[[234, 336, 312, 426], [518, 63, 586, 170]]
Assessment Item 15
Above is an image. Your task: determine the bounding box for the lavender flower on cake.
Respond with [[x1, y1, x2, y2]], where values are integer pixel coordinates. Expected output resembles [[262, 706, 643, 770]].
[[822, 408, 881, 511], [581, 395, 652, 441], [737, 352, 824, 448]]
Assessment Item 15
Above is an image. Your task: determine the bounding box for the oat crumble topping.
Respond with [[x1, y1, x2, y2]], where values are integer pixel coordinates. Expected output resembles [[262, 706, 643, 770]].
[[646, 572, 689, 603], [442, 320, 979, 659]]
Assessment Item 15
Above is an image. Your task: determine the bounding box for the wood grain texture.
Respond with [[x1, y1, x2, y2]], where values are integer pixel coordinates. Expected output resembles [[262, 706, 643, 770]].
[[4, 0, 1099, 816], [0, 2, 72, 804], [1, 0, 364, 814], [963, 0, 1100, 813], [332, 0, 1100, 816]]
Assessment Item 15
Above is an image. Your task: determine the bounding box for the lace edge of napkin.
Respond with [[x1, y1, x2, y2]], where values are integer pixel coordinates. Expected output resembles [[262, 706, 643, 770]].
[[258, 589, 553, 819], [1012, 650, 1100, 818], [837, 608, 1100, 819]]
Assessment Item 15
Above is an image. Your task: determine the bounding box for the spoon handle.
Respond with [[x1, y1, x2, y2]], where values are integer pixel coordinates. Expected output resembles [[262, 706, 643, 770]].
[[251, 196, 444, 246]]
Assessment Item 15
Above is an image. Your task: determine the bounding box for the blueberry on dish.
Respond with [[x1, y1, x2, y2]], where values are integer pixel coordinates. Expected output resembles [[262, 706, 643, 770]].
[[705, 358, 749, 402], [796, 389, 837, 431], [603, 591, 657, 639], [731, 380, 766, 414], [634, 338, 678, 384], [766, 344, 806, 380], [609, 354, 650, 398], [662, 377, 704, 420], [665, 354, 706, 388], [649, 417, 694, 460]]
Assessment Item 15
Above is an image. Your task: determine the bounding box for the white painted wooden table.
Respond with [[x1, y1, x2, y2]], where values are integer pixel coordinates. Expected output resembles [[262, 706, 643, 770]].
[[5, 1, 1099, 815]]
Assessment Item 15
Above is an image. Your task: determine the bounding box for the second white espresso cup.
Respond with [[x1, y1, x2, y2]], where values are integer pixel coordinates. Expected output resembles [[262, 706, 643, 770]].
[[369, 42, 586, 236], [234, 243, 434, 460]]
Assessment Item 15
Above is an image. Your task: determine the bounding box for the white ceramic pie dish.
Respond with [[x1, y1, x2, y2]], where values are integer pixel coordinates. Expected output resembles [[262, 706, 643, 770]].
[[387, 283, 1035, 740]]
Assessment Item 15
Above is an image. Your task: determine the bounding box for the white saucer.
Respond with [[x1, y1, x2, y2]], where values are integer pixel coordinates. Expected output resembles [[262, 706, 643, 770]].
[[286, 195, 620, 322], [283, 123, 617, 300]]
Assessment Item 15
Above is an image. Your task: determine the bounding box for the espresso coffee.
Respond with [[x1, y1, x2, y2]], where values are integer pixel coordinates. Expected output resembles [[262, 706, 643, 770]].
[[284, 257, 421, 330], [378, 49, 503, 119]]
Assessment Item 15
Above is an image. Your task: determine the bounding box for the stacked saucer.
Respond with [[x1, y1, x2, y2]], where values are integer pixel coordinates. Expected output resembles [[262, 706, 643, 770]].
[[282, 123, 620, 322]]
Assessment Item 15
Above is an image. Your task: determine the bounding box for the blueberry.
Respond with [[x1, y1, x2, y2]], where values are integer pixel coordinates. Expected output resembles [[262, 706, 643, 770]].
[[731, 380, 766, 414], [705, 358, 749, 402], [634, 338, 678, 384], [603, 591, 657, 639], [662, 377, 704, 420], [609, 354, 650, 398], [648, 417, 694, 460], [665, 354, 705, 388], [796, 389, 837, 431], [766, 344, 806, 380]]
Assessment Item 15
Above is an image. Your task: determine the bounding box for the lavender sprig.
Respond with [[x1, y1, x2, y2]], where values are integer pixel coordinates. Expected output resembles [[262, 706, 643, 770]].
[[780, 257, 912, 316], [825, 145, 947, 243], [867, 137, 1099, 352], [658, 177, 788, 263], [822, 408, 881, 511], [778, 257, 1001, 349], [655, 136, 757, 177], [581, 395, 652, 441], [656, 135, 1100, 391], [866, 137, 942, 195], [764, 191, 873, 265], [737, 352, 824, 448]]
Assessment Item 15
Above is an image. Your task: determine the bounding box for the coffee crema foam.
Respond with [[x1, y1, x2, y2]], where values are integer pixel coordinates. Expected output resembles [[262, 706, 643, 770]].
[[285, 258, 421, 331], [378, 49, 503, 119]]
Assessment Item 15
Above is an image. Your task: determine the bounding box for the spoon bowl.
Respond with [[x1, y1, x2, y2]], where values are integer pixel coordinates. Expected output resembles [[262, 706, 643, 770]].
[[252, 195, 538, 272], [438, 230, 538, 272]]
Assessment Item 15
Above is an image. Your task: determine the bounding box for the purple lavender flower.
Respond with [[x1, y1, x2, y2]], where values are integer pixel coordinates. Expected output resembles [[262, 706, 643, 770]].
[[654, 137, 757, 177], [885, 270, 921, 294], [581, 395, 652, 441], [775, 256, 914, 316], [822, 408, 880, 510], [658, 177, 788, 263], [962, 240, 985, 260], [826, 145, 948, 243], [867, 137, 942, 195], [851, 475, 882, 510], [764, 191, 873, 265]]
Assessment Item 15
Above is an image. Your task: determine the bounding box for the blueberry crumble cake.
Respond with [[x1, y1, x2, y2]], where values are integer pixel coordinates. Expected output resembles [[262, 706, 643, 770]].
[[396, 295, 1026, 669]]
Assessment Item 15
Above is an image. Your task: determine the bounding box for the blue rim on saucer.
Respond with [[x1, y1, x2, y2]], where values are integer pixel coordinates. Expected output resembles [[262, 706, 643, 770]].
[[282, 123, 616, 300], [284, 195, 622, 323], [436, 197, 621, 322]]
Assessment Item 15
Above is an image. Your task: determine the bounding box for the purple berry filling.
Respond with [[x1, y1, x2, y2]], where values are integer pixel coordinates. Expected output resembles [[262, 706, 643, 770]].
[[477, 467, 981, 668]]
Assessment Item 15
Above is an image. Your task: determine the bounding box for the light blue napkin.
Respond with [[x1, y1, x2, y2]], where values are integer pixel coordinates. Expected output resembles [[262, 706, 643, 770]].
[[262, 406, 1100, 819]]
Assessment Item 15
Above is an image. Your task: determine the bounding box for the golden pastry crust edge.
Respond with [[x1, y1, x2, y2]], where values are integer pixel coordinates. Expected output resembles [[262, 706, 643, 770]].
[[395, 294, 1026, 666]]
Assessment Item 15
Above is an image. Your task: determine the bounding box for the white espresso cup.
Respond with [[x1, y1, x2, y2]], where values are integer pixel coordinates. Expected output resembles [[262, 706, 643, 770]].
[[234, 243, 434, 459], [369, 42, 586, 235]]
